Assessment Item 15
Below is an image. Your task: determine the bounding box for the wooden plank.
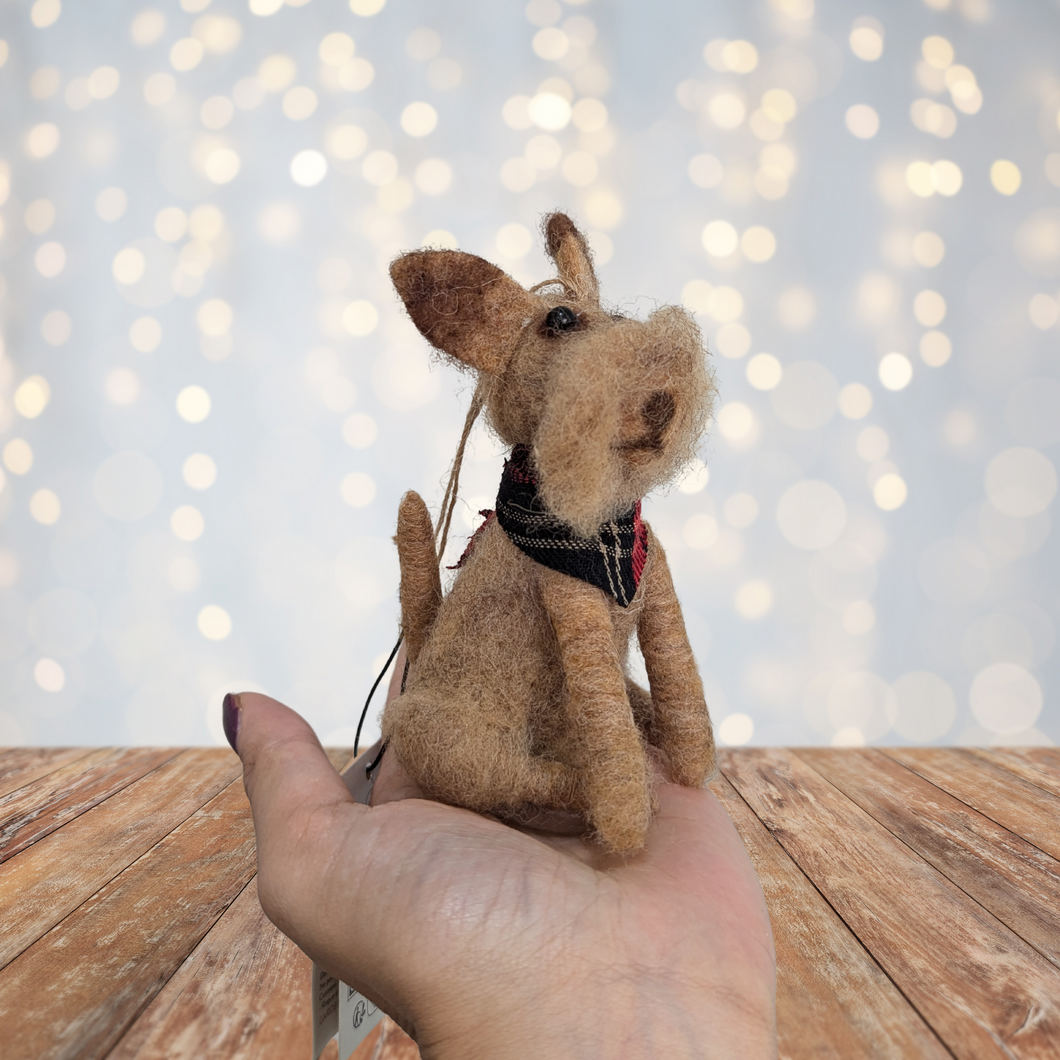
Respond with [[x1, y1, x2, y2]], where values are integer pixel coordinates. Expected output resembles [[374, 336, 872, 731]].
[[106, 893, 421, 1060], [0, 748, 241, 971], [799, 749, 1060, 970], [882, 748, 1060, 862], [0, 777, 257, 1060], [104, 746, 357, 1060], [970, 748, 1060, 801], [370, 1021, 421, 1059], [1017, 748, 1060, 775], [0, 747, 179, 863], [722, 748, 1060, 1060], [105, 879, 311, 1060], [710, 766, 951, 1060], [0, 747, 96, 800], [1020, 749, 1060, 777]]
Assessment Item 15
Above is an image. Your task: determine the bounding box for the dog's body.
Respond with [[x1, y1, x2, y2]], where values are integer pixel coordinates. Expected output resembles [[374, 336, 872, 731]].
[[381, 214, 716, 854]]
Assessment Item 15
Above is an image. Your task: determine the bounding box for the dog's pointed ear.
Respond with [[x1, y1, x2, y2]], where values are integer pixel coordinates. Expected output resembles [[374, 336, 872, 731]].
[[390, 250, 537, 375], [544, 212, 599, 305]]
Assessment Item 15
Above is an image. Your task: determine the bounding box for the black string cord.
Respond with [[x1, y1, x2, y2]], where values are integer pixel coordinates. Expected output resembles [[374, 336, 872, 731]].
[[365, 738, 388, 778], [353, 634, 402, 758]]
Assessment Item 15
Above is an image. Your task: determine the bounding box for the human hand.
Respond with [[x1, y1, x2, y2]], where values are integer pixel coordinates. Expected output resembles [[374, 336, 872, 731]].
[[229, 672, 776, 1060]]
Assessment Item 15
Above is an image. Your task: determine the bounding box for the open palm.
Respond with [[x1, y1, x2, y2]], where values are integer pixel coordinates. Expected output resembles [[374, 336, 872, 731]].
[[235, 690, 776, 1060]]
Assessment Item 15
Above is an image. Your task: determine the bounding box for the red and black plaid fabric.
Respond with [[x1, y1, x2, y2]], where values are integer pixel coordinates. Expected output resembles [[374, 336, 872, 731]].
[[481, 444, 648, 607]]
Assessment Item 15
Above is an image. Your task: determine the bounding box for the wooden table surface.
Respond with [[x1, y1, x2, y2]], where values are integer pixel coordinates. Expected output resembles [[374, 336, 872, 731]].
[[0, 745, 1058, 1060]]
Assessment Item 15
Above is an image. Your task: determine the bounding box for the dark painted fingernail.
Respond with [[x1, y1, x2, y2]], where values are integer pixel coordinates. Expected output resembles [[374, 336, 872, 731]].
[[222, 692, 241, 754]]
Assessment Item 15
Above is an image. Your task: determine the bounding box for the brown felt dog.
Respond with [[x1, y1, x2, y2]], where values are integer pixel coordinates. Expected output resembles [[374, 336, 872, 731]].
[[380, 213, 717, 854]]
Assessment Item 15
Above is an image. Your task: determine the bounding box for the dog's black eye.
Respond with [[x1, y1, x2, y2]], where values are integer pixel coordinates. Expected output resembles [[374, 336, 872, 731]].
[[544, 306, 578, 334]]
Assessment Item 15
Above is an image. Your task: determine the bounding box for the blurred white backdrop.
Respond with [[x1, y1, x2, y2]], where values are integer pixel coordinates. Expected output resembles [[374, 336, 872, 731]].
[[0, 0, 1057, 750]]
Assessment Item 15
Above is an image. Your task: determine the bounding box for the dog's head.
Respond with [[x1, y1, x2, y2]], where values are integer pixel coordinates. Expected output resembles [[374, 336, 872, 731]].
[[390, 213, 715, 536]]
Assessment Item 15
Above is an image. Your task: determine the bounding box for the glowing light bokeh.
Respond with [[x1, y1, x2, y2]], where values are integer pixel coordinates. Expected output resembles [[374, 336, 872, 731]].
[[0, 0, 1056, 750]]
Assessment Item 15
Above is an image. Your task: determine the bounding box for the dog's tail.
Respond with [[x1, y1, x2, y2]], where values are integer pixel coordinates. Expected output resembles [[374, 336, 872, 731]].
[[395, 491, 442, 665]]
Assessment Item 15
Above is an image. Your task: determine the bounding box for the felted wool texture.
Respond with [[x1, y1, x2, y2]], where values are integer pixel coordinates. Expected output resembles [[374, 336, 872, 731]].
[[389, 217, 715, 538], [395, 492, 442, 665], [382, 213, 716, 854], [532, 305, 711, 537], [542, 211, 599, 304], [389, 251, 536, 378]]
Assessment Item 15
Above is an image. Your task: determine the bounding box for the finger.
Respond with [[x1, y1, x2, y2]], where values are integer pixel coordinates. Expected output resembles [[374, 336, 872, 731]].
[[235, 691, 353, 819], [232, 693, 361, 929]]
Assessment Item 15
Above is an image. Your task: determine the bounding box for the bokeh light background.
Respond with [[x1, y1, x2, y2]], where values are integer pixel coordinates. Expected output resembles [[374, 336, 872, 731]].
[[0, 0, 1058, 750]]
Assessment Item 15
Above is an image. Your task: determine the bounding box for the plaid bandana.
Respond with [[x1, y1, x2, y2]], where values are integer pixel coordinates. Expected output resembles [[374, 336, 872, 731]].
[[482, 444, 648, 607]]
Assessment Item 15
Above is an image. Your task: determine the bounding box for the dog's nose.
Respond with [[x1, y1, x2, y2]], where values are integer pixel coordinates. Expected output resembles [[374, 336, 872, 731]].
[[642, 390, 675, 442], [615, 390, 676, 453]]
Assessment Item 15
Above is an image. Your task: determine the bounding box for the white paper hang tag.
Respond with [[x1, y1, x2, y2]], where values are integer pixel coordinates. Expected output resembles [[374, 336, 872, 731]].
[[338, 981, 384, 1059], [312, 966, 385, 1060], [312, 962, 340, 1060]]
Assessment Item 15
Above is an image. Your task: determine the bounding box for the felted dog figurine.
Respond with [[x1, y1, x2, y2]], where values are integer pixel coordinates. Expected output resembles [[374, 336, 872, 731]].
[[380, 213, 716, 854]]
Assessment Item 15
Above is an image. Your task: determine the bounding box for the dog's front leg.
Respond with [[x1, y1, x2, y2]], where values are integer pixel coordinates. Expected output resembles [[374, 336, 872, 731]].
[[636, 529, 716, 788], [540, 571, 652, 854]]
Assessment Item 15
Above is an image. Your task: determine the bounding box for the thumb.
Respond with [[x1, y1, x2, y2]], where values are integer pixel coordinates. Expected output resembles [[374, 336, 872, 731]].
[[225, 692, 360, 935]]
